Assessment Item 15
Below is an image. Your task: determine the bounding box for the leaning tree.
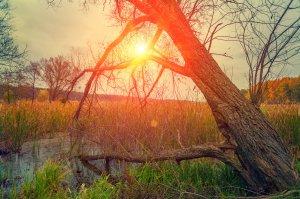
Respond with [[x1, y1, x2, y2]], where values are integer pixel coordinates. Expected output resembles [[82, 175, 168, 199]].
[[58, 0, 298, 193]]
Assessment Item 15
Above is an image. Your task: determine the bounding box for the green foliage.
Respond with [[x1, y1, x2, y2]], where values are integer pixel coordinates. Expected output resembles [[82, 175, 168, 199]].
[[1, 148, 299, 198], [21, 160, 70, 199], [76, 177, 118, 199], [123, 161, 247, 198], [2, 160, 117, 199], [2, 160, 248, 199]]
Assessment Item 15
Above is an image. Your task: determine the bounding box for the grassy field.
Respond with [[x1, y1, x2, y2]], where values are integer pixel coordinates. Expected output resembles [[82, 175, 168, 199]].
[[0, 100, 299, 198]]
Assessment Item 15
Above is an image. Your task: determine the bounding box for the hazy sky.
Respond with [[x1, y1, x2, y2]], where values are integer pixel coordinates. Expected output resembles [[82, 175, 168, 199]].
[[10, 0, 300, 99], [11, 0, 116, 58]]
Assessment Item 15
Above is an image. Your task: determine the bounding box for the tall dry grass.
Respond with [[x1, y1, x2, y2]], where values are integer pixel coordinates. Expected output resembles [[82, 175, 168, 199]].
[[0, 100, 75, 152], [0, 100, 298, 153]]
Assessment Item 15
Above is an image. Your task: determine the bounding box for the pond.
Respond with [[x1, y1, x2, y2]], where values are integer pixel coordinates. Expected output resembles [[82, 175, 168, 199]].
[[0, 134, 130, 191]]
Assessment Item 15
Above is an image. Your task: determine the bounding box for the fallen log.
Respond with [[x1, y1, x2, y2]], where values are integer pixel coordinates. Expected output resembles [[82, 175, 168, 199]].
[[74, 144, 256, 187]]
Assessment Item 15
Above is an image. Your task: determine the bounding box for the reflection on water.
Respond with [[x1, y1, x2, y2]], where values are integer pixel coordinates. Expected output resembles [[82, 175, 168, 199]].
[[1, 135, 71, 179], [0, 134, 132, 190]]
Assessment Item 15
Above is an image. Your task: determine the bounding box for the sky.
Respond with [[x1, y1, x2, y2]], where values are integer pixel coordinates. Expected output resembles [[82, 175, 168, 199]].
[[9, 0, 300, 100], [11, 0, 116, 59]]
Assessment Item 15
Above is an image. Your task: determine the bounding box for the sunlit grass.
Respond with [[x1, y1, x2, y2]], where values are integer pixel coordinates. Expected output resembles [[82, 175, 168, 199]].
[[0, 100, 299, 155], [262, 104, 300, 148], [0, 100, 75, 152], [76, 100, 220, 154]]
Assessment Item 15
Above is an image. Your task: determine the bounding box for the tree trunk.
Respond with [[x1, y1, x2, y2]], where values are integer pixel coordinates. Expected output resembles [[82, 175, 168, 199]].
[[150, 1, 298, 193], [32, 73, 36, 104]]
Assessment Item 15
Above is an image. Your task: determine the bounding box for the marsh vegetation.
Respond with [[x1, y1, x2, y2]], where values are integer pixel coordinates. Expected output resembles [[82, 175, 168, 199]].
[[0, 100, 299, 198]]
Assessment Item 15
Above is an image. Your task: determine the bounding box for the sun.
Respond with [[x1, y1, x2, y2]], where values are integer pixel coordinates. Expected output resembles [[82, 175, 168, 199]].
[[135, 42, 148, 56]]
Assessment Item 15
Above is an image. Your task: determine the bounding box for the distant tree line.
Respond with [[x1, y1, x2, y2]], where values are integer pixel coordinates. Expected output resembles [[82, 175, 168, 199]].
[[0, 0, 83, 103], [242, 76, 300, 104]]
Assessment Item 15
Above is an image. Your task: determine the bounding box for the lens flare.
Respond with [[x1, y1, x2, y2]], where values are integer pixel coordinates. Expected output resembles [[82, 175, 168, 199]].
[[135, 43, 148, 56]]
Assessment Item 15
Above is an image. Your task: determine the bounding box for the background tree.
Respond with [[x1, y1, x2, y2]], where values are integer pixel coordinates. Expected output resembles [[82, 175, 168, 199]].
[[24, 62, 40, 103], [38, 56, 80, 102], [56, 0, 298, 193], [290, 78, 300, 101], [261, 76, 300, 104], [0, 0, 25, 87], [236, 0, 300, 106]]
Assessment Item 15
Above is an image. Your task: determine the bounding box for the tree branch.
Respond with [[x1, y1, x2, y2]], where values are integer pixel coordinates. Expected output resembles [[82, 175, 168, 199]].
[[147, 55, 189, 76], [73, 15, 156, 119]]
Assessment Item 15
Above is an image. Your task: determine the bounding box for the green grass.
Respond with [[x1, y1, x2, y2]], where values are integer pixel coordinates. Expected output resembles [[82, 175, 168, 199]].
[[1, 159, 249, 198], [76, 176, 118, 199], [4, 159, 299, 198], [20, 160, 70, 199], [1, 159, 117, 199], [122, 161, 249, 198], [1, 157, 300, 198]]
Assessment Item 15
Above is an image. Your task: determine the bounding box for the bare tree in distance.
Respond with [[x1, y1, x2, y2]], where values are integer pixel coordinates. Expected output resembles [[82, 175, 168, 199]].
[[236, 0, 300, 106], [50, 0, 299, 193], [38, 56, 80, 102], [0, 0, 26, 89], [24, 62, 40, 104]]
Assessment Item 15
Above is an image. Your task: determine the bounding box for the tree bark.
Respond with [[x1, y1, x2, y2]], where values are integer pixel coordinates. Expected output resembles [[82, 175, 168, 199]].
[[149, 1, 298, 193]]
